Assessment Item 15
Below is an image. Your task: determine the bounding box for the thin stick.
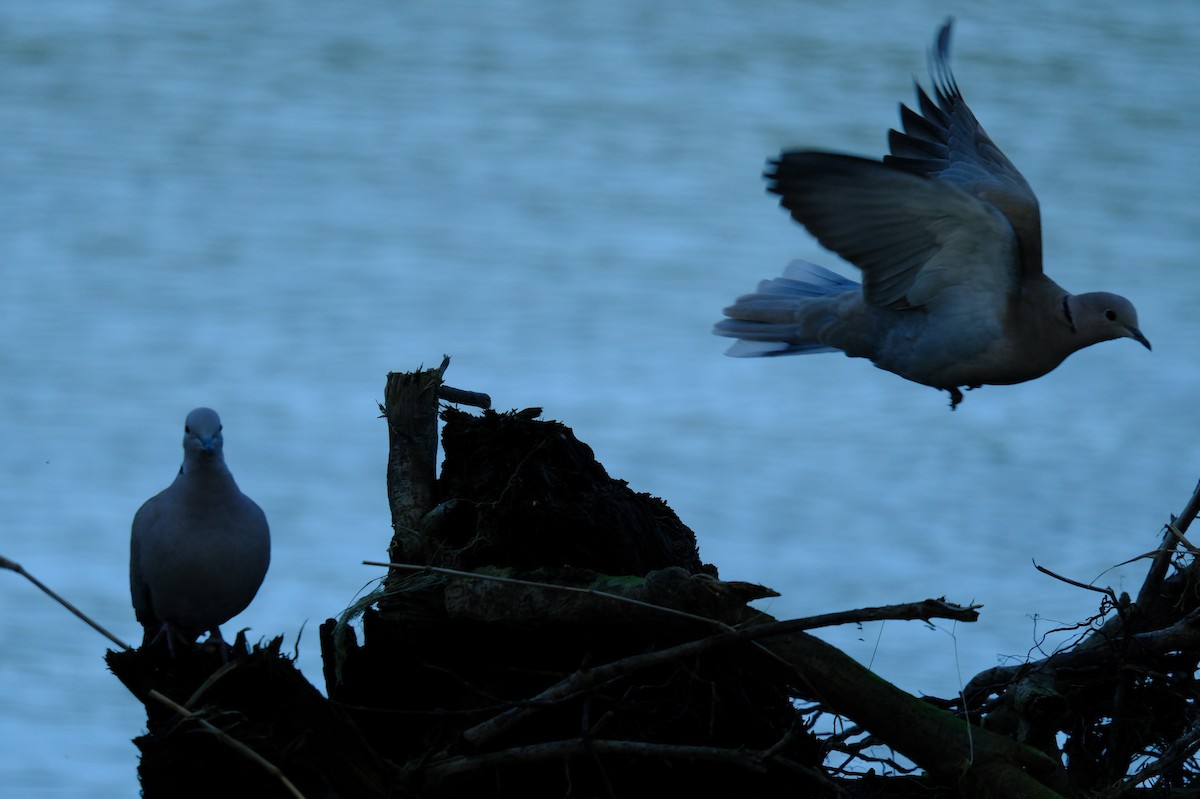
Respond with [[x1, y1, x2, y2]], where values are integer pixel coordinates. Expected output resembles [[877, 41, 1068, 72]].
[[1, 554, 131, 651], [1106, 715, 1200, 797], [1165, 523, 1200, 555], [364, 560, 735, 631], [1110, 549, 1173, 569], [184, 661, 239, 708], [1135, 479, 1200, 613], [425, 737, 773, 781], [1033, 561, 1120, 604], [148, 689, 307, 799], [366, 561, 979, 630]]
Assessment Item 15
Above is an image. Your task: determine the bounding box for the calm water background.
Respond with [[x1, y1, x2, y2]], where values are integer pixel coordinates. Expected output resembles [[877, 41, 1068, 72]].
[[2, 1, 1198, 794]]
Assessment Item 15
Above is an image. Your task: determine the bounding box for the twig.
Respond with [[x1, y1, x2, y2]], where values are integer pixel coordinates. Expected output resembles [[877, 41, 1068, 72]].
[[965, 480, 1200, 706], [1, 553, 131, 651], [425, 738, 772, 783], [364, 560, 735, 631], [1165, 523, 1200, 555], [1104, 715, 1200, 797], [1108, 482, 1200, 781], [1135, 478, 1200, 616], [147, 689, 307, 799], [184, 661, 240, 708], [1111, 548, 1175, 569], [965, 606, 1200, 706], [829, 746, 917, 776], [758, 718, 853, 795], [366, 561, 980, 633], [1034, 561, 1121, 605]]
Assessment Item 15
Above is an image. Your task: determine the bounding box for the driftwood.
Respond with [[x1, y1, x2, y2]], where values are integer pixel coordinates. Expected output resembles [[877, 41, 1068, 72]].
[[99, 360, 1200, 798]]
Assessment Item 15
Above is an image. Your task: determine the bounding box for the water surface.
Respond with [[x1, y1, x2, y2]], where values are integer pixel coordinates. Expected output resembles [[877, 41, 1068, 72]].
[[2, 2, 1198, 793]]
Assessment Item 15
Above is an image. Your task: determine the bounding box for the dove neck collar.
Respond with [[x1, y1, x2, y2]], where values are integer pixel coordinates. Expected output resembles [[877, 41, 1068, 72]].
[[1061, 296, 1077, 333]]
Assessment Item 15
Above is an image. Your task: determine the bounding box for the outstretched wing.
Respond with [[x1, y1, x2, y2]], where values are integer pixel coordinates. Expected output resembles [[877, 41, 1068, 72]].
[[767, 152, 1019, 312], [884, 18, 1042, 275], [765, 18, 1033, 313]]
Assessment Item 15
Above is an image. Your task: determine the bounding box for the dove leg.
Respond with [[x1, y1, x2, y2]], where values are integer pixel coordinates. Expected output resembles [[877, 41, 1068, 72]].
[[142, 621, 191, 657]]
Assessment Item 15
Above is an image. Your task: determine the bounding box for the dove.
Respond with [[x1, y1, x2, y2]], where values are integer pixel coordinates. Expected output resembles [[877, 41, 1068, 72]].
[[715, 18, 1149, 408], [130, 407, 270, 650]]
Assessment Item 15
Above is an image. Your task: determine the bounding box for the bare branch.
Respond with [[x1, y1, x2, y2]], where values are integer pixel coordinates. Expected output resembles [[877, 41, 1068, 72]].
[[1034, 561, 1120, 603], [1135, 478, 1200, 616], [368, 561, 980, 633], [365, 560, 734, 630], [1104, 715, 1200, 798], [147, 689, 307, 799], [458, 599, 981, 753], [1, 554, 131, 651], [425, 738, 776, 783]]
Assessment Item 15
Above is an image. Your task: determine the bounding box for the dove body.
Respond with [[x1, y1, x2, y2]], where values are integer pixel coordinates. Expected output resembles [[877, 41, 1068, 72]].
[[130, 408, 270, 646], [716, 20, 1148, 407]]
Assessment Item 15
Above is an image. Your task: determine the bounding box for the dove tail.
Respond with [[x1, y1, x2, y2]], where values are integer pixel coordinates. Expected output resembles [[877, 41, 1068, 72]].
[[714, 260, 860, 357]]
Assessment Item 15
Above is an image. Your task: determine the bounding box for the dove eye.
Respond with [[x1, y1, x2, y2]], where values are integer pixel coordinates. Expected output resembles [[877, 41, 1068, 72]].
[[1104, 309, 1117, 321], [184, 426, 190, 434]]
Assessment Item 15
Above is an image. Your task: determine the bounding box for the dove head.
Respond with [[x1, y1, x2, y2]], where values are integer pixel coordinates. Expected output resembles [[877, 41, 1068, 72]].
[[182, 407, 225, 465], [1066, 292, 1150, 351]]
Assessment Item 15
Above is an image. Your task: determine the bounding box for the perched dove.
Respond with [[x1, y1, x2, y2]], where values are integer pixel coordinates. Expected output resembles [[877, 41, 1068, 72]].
[[130, 408, 270, 649], [715, 19, 1149, 408]]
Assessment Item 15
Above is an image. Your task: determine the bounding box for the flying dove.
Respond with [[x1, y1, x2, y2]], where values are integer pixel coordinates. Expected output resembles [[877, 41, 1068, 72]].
[[130, 408, 270, 650], [715, 19, 1149, 408]]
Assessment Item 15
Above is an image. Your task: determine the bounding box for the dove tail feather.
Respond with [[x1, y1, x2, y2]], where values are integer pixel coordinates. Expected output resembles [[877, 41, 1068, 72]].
[[715, 260, 860, 358]]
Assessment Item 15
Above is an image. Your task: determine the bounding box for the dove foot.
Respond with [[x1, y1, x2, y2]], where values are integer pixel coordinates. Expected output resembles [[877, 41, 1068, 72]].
[[140, 622, 235, 660], [142, 621, 197, 658], [204, 627, 235, 663]]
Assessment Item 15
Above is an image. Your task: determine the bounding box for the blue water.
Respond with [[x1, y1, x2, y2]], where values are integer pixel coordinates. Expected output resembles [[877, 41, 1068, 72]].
[[2, 2, 1198, 794]]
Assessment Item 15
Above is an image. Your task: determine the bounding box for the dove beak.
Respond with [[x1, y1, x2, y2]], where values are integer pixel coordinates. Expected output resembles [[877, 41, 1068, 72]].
[[1127, 327, 1151, 351]]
